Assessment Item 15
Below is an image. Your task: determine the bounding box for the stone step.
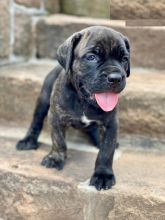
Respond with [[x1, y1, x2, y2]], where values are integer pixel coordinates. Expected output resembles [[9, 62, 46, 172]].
[[58, 0, 165, 20], [0, 61, 165, 139], [35, 14, 165, 69], [0, 124, 165, 154], [0, 127, 164, 220], [110, 0, 165, 20]]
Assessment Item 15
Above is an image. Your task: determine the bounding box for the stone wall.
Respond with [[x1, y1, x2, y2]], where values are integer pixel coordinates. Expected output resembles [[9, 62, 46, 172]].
[[0, 0, 164, 68], [0, 0, 60, 65], [0, 0, 111, 66], [60, 0, 165, 20], [0, 0, 12, 60], [61, 0, 110, 18]]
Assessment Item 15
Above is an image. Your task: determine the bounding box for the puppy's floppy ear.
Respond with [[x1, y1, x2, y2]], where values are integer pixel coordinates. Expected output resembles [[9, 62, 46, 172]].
[[56, 32, 82, 74], [124, 37, 131, 77]]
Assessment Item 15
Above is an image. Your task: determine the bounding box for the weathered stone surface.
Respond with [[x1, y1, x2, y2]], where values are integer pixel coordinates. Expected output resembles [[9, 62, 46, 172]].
[[115, 26, 165, 69], [1, 122, 165, 153], [0, 136, 164, 219], [108, 194, 165, 220], [0, 62, 55, 125], [36, 14, 165, 69], [61, 0, 110, 18], [14, 12, 33, 58], [110, 0, 165, 19], [45, 0, 60, 13], [15, 0, 41, 8], [36, 15, 121, 59], [0, 0, 11, 60], [119, 70, 165, 137], [0, 136, 92, 220], [0, 63, 165, 138], [126, 19, 165, 26]]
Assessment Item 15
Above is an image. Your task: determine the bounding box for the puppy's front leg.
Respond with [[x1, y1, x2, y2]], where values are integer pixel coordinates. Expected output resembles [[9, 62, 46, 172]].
[[90, 117, 117, 190], [41, 112, 67, 170]]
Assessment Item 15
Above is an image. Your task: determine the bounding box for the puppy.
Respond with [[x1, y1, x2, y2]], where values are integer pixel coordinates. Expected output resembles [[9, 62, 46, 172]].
[[16, 26, 130, 190]]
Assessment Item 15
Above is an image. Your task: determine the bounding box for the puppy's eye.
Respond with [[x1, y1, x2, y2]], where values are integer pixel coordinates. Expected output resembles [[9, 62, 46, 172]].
[[85, 53, 98, 62], [122, 56, 128, 63]]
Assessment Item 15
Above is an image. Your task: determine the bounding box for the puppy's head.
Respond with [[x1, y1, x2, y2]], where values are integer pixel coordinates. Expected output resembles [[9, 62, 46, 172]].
[[56, 26, 130, 112]]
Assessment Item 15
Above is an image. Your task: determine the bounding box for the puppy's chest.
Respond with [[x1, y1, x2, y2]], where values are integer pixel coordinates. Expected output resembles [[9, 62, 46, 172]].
[[60, 108, 100, 128], [58, 88, 102, 127], [80, 113, 96, 126], [69, 102, 101, 127]]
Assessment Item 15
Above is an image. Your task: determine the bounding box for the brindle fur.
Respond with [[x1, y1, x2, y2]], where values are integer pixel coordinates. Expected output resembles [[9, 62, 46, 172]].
[[16, 26, 130, 190]]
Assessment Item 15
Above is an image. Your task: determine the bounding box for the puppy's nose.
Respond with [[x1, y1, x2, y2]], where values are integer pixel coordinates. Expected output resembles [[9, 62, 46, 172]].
[[107, 73, 122, 84]]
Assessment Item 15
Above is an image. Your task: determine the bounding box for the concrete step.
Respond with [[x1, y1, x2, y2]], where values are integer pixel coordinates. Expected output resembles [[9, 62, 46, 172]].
[[0, 126, 164, 220], [0, 61, 165, 139], [35, 14, 165, 69]]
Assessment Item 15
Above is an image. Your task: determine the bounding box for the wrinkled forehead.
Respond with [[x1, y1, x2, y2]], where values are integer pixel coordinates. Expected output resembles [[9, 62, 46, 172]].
[[77, 28, 125, 55]]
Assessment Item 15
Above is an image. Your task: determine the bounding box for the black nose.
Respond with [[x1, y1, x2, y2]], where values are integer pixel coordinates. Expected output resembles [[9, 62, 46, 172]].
[[107, 73, 123, 84]]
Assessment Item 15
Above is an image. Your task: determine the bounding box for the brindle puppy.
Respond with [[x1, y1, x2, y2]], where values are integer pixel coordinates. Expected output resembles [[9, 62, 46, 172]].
[[16, 26, 130, 190]]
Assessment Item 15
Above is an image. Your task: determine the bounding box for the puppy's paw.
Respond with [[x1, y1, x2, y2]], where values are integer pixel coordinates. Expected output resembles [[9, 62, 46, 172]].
[[41, 152, 65, 170], [90, 168, 116, 191], [16, 136, 38, 150]]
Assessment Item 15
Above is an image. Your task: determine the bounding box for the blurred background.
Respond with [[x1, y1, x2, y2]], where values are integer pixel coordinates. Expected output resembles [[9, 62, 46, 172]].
[[0, 1, 165, 219]]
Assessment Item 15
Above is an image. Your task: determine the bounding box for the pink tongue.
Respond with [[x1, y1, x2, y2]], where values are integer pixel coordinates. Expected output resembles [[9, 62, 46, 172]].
[[94, 92, 119, 112]]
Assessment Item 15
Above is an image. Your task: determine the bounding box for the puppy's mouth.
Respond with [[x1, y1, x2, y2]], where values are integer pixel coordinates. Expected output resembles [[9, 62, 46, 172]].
[[94, 92, 119, 112], [79, 83, 120, 112]]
